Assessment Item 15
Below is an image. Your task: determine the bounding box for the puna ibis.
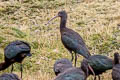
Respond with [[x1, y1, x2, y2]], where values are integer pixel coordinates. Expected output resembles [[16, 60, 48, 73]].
[[81, 55, 113, 80], [0, 40, 32, 79], [112, 52, 120, 80], [46, 10, 91, 66]]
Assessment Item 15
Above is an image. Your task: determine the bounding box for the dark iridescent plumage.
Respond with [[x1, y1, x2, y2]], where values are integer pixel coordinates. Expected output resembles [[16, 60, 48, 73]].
[[0, 73, 20, 80], [81, 55, 113, 80], [54, 58, 73, 76], [47, 11, 90, 66], [5, 40, 31, 59], [54, 67, 86, 80], [112, 52, 120, 80], [61, 28, 90, 59], [0, 40, 32, 79]]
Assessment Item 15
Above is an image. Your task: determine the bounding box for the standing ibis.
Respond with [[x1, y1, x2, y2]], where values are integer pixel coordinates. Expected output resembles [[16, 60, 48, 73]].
[[112, 52, 120, 80], [54, 58, 73, 76], [0, 73, 20, 80], [46, 10, 91, 66], [81, 55, 113, 80], [0, 40, 32, 79]]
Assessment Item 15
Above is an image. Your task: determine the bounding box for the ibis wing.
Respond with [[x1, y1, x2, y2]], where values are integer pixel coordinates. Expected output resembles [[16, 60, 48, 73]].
[[61, 32, 90, 58], [88, 55, 113, 70], [4, 40, 30, 59]]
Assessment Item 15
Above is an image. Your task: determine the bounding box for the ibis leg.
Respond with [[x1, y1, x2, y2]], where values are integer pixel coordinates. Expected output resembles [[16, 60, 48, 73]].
[[98, 75, 100, 80], [86, 66, 89, 77], [69, 51, 74, 62], [71, 53, 74, 62], [74, 53, 77, 67], [94, 76, 96, 80], [20, 63, 23, 79], [11, 64, 14, 73]]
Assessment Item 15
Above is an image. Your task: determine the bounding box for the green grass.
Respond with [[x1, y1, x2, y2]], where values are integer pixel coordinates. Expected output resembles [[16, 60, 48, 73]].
[[0, 0, 120, 80]]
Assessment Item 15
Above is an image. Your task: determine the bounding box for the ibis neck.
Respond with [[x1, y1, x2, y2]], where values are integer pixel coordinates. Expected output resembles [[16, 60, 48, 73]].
[[114, 56, 119, 65], [0, 61, 14, 71], [60, 17, 67, 31]]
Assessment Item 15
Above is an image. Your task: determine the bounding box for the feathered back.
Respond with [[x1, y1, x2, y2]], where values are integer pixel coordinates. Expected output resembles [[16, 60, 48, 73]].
[[0, 73, 20, 80], [4, 40, 31, 59], [54, 58, 73, 75], [81, 55, 113, 75], [88, 55, 113, 70], [54, 67, 86, 80]]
